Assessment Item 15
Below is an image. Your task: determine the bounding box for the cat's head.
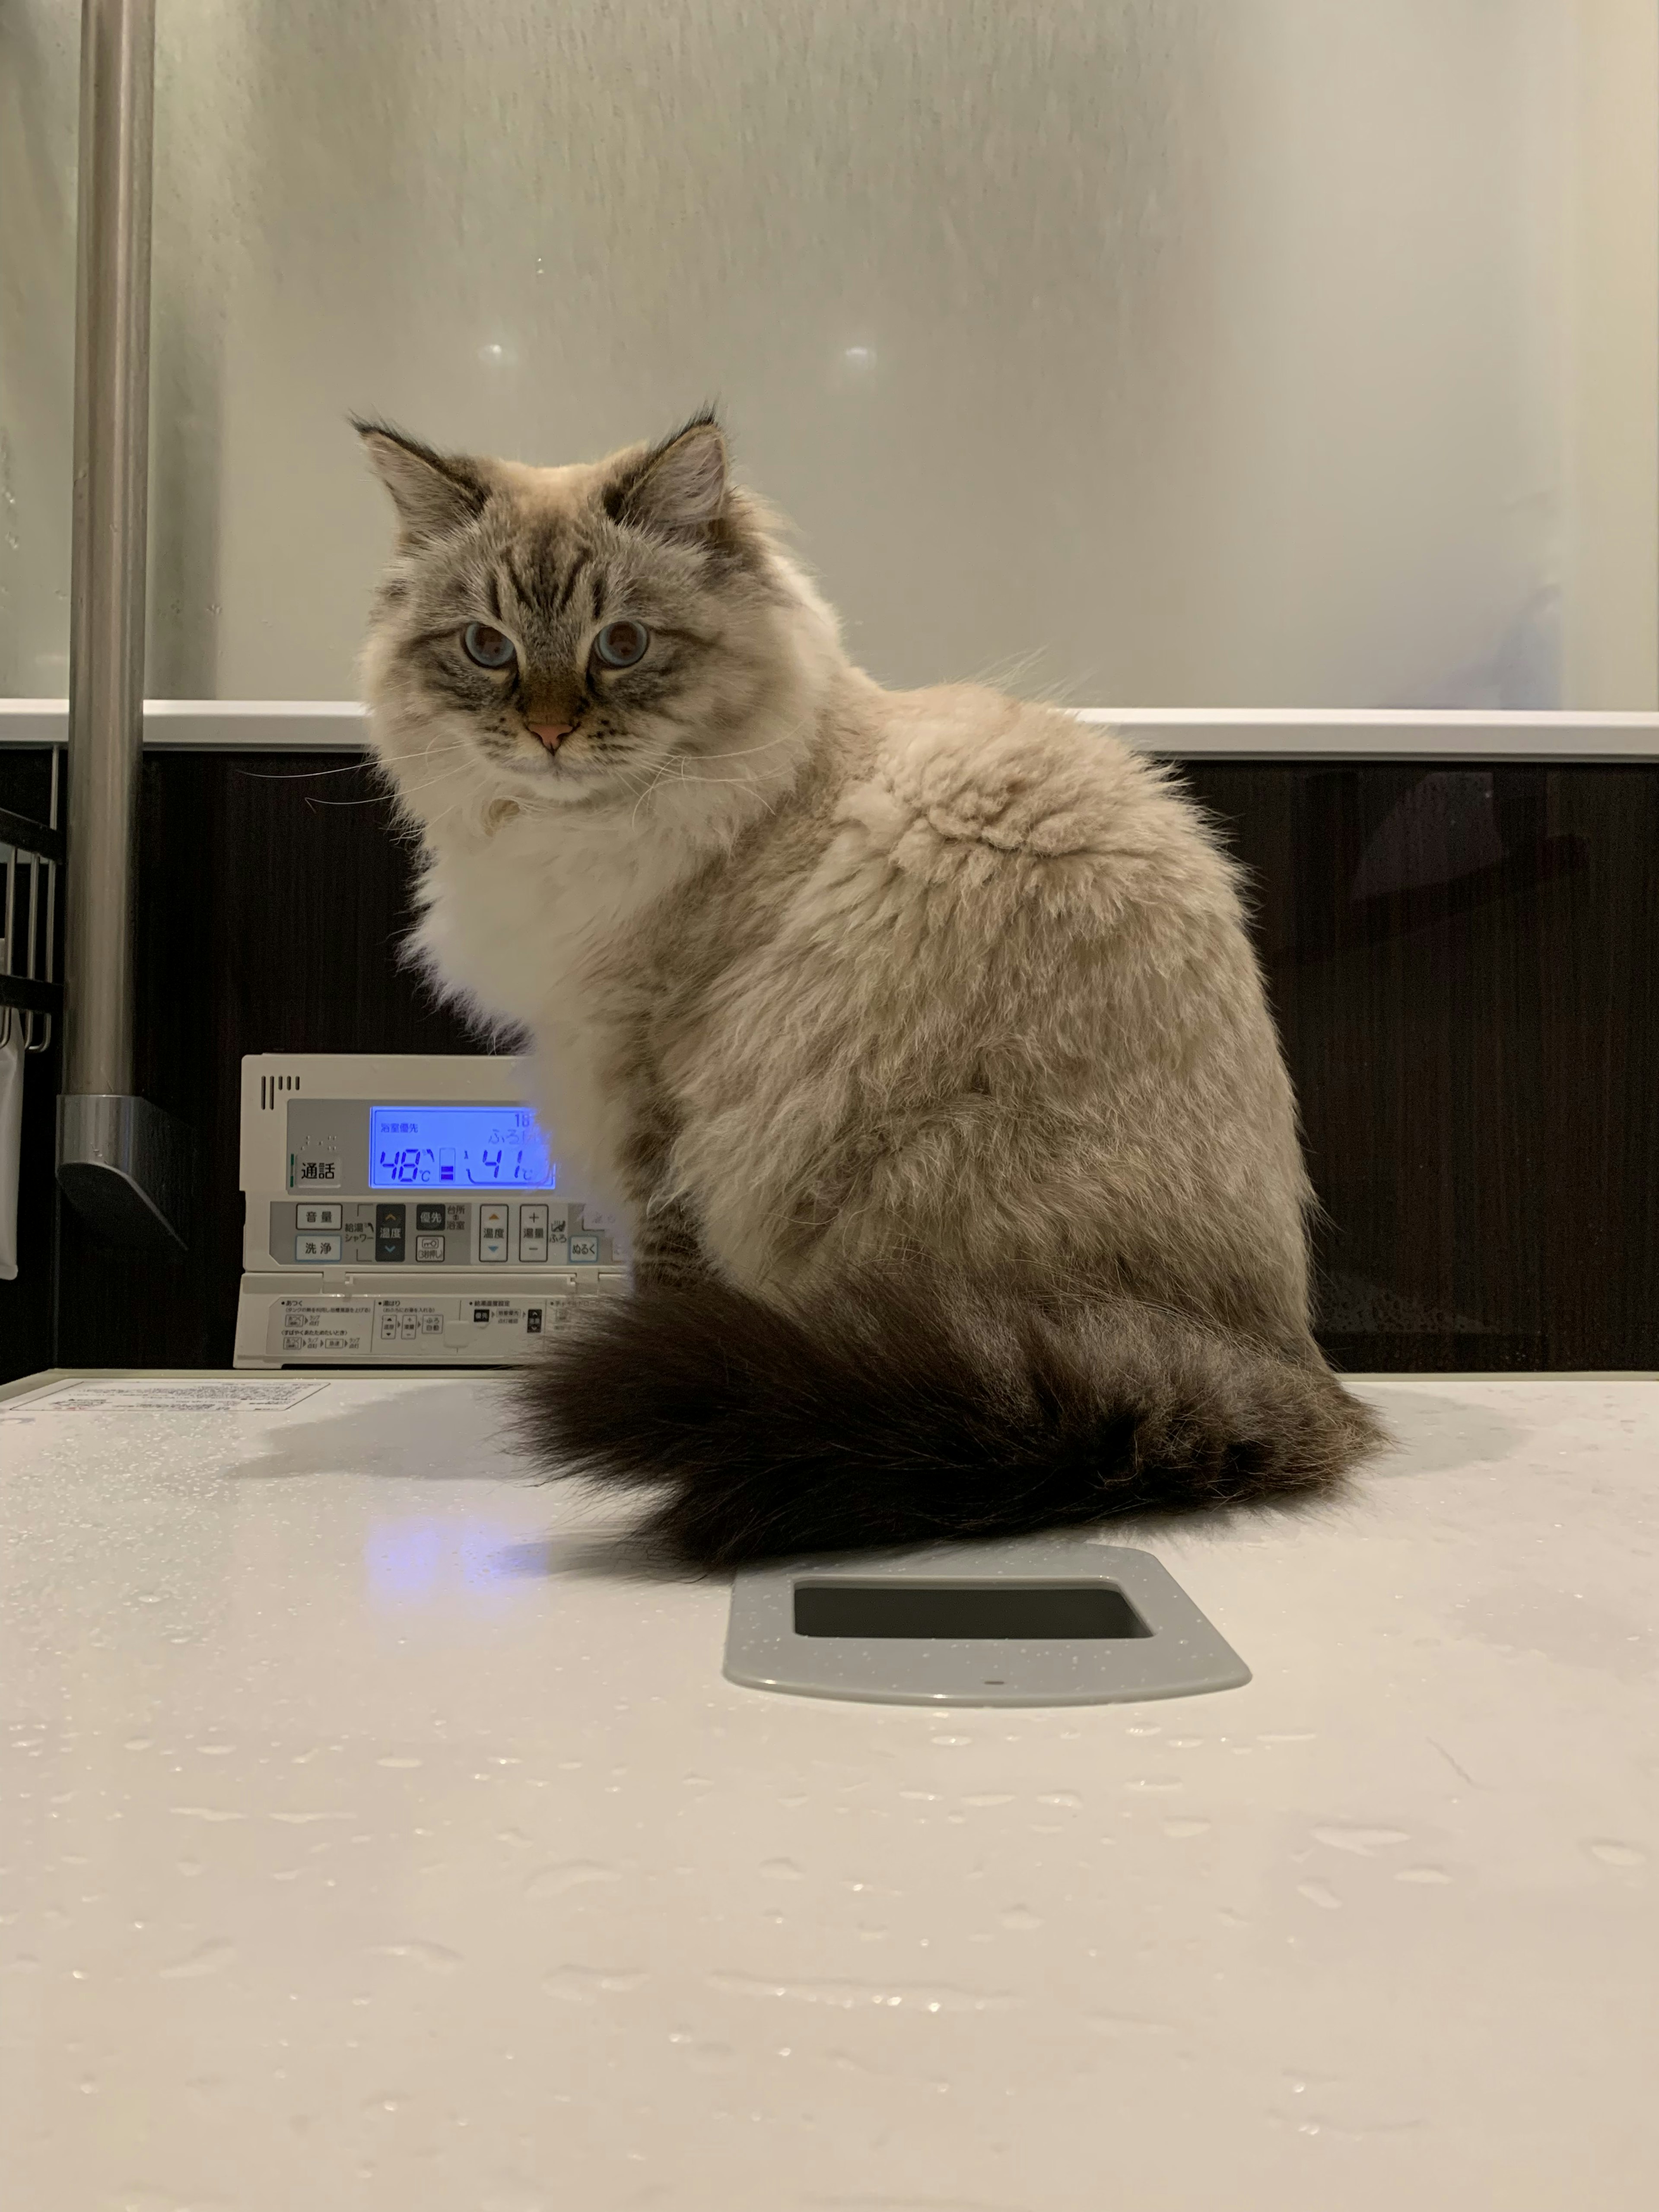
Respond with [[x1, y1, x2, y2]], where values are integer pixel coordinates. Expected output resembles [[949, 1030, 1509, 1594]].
[[357, 413, 839, 828]]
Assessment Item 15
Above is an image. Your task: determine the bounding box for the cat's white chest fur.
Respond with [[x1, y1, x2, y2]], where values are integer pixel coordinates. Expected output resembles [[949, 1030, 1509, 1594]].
[[416, 804, 697, 1196]]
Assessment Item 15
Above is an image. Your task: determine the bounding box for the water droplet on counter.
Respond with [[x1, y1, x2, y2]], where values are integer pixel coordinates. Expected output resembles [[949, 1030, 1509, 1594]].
[[377, 1756, 423, 1770], [524, 1860, 622, 1901], [543, 1964, 647, 2002], [1037, 1792, 1082, 1809], [961, 1793, 1015, 1808], [369, 1941, 461, 1972], [706, 1972, 1020, 2014], [1586, 1840, 1647, 1867], [1164, 1818, 1211, 1839], [1000, 1907, 1042, 1931], [159, 1939, 237, 1980], [1312, 1826, 1410, 1856], [123, 1737, 153, 1752], [759, 1859, 803, 1881], [1297, 1881, 1342, 1911], [1395, 1867, 1453, 1885], [170, 1806, 247, 1823]]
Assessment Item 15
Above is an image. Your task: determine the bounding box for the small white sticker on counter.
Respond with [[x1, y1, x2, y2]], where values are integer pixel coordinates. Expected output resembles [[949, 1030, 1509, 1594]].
[[13, 1378, 330, 1412]]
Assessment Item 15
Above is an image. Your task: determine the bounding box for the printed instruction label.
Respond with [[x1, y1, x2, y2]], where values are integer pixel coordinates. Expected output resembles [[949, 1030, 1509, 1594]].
[[12, 1378, 329, 1412], [271, 1300, 375, 1358]]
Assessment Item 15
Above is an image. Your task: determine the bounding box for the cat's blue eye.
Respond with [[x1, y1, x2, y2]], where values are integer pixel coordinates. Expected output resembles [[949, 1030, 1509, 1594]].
[[592, 620, 651, 670], [462, 622, 517, 669]]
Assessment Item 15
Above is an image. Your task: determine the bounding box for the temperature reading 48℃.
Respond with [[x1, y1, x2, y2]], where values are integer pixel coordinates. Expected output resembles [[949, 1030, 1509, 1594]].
[[368, 1105, 556, 1190]]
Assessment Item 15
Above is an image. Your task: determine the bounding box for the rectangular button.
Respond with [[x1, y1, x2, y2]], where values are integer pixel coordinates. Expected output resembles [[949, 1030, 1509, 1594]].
[[294, 1233, 340, 1262], [375, 1203, 406, 1262], [415, 1204, 446, 1233], [415, 1235, 444, 1262], [296, 1203, 340, 1231], [568, 1233, 599, 1265], [479, 1203, 509, 1234], [480, 1235, 507, 1263], [525, 1308, 544, 1334], [518, 1202, 549, 1260]]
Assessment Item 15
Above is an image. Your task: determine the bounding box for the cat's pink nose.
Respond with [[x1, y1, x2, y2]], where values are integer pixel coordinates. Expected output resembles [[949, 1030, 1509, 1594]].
[[528, 722, 573, 753]]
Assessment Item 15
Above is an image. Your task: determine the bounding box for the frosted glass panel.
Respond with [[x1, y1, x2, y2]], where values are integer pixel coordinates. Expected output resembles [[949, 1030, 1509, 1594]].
[[0, 0, 80, 697], [3, 0, 1655, 707]]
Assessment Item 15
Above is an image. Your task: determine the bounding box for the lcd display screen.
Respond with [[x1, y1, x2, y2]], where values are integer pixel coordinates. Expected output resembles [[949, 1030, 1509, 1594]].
[[369, 1105, 555, 1189]]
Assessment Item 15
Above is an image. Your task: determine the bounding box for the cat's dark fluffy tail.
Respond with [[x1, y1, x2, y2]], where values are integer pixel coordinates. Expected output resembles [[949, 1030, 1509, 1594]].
[[516, 1275, 1384, 1567]]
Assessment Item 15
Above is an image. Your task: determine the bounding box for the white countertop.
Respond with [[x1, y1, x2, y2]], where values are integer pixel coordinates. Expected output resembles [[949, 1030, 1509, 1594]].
[[2, 1370, 1654, 2211]]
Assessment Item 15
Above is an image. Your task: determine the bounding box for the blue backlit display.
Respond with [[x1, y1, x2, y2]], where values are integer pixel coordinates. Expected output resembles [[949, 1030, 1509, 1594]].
[[369, 1105, 555, 1190]]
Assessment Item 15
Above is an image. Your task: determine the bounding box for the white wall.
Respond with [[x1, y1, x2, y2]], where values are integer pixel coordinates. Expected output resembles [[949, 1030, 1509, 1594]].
[[2, 0, 1654, 709]]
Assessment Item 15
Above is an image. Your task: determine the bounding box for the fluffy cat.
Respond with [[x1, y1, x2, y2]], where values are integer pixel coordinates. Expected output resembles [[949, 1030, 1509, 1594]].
[[357, 412, 1382, 1564]]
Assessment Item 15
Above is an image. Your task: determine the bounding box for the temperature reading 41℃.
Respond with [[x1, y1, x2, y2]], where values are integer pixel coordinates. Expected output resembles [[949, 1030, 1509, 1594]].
[[368, 1105, 556, 1190]]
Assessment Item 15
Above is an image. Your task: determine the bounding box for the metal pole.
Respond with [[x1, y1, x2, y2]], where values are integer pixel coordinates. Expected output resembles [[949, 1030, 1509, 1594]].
[[65, 0, 152, 1098], [58, 0, 188, 1249]]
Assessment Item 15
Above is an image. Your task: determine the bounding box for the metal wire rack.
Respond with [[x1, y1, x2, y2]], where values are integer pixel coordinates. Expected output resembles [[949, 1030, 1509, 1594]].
[[0, 753, 64, 1055]]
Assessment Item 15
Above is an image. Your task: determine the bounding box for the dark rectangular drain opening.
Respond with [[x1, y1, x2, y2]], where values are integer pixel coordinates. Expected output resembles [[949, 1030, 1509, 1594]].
[[792, 1581, 1151, 1641]]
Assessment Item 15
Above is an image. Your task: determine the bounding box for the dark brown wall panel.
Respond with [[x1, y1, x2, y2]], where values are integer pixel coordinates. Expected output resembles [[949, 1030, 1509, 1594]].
[[1182, 763, 1659, 1370], [55, 753, 482, 1370], [22, 750, 1659, 1377]]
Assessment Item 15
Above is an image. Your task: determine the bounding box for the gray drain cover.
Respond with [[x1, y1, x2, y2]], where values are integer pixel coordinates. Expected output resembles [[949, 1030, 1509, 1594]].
[[724, 1539, 1250, 1707]]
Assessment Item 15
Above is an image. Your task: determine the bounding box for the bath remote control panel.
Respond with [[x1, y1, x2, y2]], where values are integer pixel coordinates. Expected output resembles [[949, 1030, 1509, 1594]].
[[233, 1054, 630, 1367]]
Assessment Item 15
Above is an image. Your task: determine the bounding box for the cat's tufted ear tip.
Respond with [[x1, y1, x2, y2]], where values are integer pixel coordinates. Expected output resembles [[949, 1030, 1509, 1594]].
[[607, 412, 729, 539], [353, 418, 489, 547]]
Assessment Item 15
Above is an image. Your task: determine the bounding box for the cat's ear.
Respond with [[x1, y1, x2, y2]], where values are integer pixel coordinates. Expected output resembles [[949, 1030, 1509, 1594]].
[[607, 416, 728, 540], [354, 420, 489, 547]]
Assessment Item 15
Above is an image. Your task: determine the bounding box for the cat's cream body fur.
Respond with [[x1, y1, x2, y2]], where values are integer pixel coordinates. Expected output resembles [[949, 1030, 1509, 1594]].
[[357, 416, 1379, 1563]]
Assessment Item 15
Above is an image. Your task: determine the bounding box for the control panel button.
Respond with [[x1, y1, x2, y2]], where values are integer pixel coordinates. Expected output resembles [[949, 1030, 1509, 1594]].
[[480, 1235, 508, 1263], [294, 1233, 341, 1262], [415, 1203, 446, 1233], [518, 1203, 549, 1261], [526, 1308, 544, 1334], [415, 1235, 445, 1263], [569, 1232, 600, 1264], [375, 1203, 406, 1262], [479, 1202, 509, 1233], [296, 1203, 340, 1231]]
